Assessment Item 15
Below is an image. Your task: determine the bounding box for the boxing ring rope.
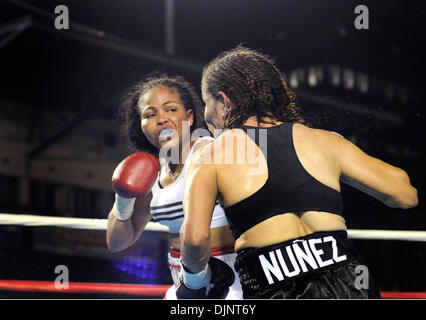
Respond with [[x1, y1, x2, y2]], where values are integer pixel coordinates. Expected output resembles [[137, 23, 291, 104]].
[[0, 213, 425, 299], [1, 213, 426, 241], [0, 280, 171, 296], [0, 213, 169, 232]]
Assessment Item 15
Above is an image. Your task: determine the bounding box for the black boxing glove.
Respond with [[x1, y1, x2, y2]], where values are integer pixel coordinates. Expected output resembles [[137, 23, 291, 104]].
[[175, 257, 235, 299]]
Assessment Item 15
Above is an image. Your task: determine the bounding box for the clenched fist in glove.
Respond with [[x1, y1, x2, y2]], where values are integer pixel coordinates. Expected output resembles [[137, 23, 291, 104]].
[[176, 257, 235, 299], [111, 152, 160, 221]]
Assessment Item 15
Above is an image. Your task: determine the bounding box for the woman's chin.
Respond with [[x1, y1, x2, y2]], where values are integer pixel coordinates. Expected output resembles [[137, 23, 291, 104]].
[[158, 135, 179, 150]]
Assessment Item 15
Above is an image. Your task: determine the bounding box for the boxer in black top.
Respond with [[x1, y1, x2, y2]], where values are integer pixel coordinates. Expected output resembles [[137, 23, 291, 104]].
[[179, 46, 418, 299]]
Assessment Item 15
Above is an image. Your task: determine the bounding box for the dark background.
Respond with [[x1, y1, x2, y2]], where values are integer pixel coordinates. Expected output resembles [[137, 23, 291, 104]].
[[0, 0, 424, 297]]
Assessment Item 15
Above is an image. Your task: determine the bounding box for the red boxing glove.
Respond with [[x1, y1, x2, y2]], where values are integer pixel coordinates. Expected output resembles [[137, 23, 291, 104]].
[[112, 152, 160, 198]]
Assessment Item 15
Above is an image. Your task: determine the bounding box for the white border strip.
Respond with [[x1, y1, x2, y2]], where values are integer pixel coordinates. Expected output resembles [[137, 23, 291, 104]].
[[1, 213, 425, 241]]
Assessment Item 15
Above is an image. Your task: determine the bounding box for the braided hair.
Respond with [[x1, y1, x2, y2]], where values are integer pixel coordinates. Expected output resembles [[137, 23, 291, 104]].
[[119, 74, 202, 155], [202, 46, 304, 128]]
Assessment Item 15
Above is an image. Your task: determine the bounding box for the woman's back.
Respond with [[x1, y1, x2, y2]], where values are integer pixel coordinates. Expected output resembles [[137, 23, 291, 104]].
[[213, 121, 346, 250]]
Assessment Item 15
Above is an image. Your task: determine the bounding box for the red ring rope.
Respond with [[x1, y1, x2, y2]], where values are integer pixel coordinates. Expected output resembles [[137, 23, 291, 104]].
[[380, 291, 426, 299], [0, 280, 169, 296], [0, 280, 425, 298]]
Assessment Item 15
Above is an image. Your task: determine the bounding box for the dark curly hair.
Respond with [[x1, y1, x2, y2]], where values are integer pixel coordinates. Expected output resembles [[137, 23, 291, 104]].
[[118, 74, 203, 155], [202, 46, 305, 128]]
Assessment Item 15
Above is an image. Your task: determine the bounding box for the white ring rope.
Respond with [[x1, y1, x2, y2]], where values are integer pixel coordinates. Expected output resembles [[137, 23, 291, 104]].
[[0, 213, 425, 241], [347, 229, 426, 242], [0, 213, 168, 232]]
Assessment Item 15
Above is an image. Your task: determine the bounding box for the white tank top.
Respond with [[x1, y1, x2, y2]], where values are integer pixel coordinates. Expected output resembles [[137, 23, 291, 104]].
[[150, 136, 228, 234]]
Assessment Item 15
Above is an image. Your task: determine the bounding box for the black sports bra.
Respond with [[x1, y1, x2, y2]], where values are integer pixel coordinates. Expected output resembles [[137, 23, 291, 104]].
[[224, 123, 343, 239]]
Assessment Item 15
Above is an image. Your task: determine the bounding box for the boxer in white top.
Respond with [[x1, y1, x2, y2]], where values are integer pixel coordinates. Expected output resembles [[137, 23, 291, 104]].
[[106, 74, 242, 299]]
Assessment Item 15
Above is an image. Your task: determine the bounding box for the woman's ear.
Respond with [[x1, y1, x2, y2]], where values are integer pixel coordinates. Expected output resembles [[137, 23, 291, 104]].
[[218, 91, 233, 110], [186, 108, 194, 127]]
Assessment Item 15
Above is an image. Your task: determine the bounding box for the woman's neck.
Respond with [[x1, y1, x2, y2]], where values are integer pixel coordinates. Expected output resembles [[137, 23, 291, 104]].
[[243, 116, 283, 127], [159, 139, 194, 176]]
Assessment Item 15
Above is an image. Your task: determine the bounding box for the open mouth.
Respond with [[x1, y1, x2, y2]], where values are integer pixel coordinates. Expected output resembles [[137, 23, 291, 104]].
[[158, 128, 175, 142]]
